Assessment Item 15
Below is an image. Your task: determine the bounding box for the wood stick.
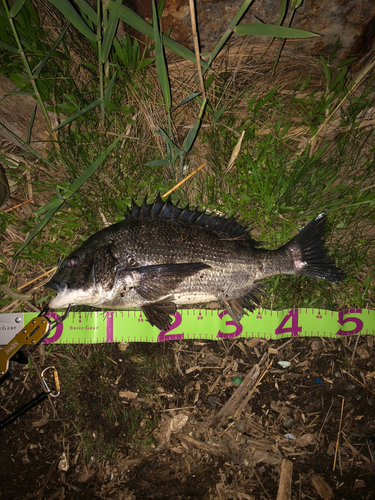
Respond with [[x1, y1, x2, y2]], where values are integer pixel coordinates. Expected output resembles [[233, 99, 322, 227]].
[[17, 267, 57, 291], [188, 0, 206, 100], [206, 364, 261, 429], [276, 459, 293, 500], [4, 197, 34, 212], [333, 397, 345, 471], [162, 163, 206, 198]]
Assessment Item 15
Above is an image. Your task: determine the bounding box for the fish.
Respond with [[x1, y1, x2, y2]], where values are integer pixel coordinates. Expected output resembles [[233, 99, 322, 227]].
[[45, 193, 346, 330]]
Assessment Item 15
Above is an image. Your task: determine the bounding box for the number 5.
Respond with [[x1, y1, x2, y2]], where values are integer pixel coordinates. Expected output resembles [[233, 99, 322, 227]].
[[336, 309, 363, 336]]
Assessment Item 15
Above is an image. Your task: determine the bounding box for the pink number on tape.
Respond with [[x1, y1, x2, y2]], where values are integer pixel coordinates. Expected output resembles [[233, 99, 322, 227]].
[[157, 312, 183, 342], [217, 310, 243, 339], [43, 312, 64, 344], [336, 309, 363, 336], [275, 309, 301, 337], [106, 312, 114, 342]]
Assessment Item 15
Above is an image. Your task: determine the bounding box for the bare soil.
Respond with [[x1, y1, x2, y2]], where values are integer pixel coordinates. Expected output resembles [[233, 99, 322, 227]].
[[1, 334, 375, 500]]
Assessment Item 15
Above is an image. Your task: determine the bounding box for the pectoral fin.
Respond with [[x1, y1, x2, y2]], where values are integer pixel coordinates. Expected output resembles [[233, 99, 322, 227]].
[[142, 300, 176, 330], [119, 262, 210, 301]]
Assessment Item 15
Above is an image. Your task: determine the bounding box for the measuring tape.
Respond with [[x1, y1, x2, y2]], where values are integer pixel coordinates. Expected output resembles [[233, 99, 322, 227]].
[[0, 308, 374, 345]]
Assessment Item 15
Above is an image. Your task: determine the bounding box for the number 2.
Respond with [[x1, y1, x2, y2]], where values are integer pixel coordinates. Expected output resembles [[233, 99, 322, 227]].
[[157, 312, 183, 342]]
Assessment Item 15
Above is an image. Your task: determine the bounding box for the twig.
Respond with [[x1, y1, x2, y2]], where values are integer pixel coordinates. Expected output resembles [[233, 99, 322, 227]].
[[276, 459, 293, 500], [4, 197, 34, 213], [17, 267, 57, 291], [188, 0, 205, 100], [351, 334, 360, 363], [333, 397, 345, 471], [315, 398, 334, 452], [234, 359, 273, 418], [162, 163, 206, 197], [341, 369, 375, 396]]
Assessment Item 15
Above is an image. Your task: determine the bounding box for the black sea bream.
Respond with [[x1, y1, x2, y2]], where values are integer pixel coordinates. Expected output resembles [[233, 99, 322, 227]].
[[45, 194, 346, 330]]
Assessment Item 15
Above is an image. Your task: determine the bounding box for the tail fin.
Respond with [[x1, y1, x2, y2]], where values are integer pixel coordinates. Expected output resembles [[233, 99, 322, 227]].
[[285, 213, 346, 283]]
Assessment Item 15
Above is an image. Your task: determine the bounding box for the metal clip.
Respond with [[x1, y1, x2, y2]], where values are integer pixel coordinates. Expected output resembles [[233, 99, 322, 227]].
[[41, 366, 60, 397]]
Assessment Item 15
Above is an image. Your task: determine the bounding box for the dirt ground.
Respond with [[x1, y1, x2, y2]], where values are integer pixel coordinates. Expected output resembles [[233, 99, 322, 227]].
[[1, 331, 375, 500]]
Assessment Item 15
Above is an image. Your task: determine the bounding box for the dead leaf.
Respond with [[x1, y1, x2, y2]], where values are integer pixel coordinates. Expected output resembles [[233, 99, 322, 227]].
[[296, 433, 316, 447], [119, 390, 138, 399], [356, 346, 370, 359], [202, 352, 222, 365], [32, 416, 50, 427], [245, 338, 260, 348], [171, 413, 188, 433], [58, 452, 69, 472]]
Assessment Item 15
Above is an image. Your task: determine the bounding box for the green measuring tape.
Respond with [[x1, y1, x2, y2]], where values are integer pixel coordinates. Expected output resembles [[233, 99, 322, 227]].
[[0, 308, 374, 345]]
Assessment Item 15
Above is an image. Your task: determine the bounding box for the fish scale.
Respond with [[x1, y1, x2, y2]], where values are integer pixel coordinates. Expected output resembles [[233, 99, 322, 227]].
[[45, 194, 346, 330]]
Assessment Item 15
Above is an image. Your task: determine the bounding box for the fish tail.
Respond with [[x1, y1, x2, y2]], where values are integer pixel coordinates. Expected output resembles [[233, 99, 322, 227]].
[[284, 213, 346, 283]]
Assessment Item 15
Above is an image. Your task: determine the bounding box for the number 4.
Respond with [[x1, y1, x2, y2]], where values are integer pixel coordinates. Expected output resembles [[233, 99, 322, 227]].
[[275, 309, 302, 337]]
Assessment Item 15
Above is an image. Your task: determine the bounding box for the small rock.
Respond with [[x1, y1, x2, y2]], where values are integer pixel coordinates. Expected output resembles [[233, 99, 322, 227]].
[[283, 417, 294, 429], [207, 395, 221, 410]]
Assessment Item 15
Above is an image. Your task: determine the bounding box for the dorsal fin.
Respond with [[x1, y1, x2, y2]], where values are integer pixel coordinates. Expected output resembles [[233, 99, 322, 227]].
[[126, 193, 260, 245]]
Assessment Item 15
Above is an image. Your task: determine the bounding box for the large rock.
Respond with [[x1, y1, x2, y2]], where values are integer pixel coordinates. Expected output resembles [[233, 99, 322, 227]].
[[125, 0, 375, 67]]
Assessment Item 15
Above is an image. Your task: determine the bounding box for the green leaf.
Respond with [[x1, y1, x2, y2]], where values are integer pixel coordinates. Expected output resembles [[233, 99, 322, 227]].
[[102, 0, 122, 62], [109, 2, 210, 70], [26, 104, 37, 145], [144, 159, 170, 166], [74, 0, 97, 23], [155, 128, 182, 155], [16, 135, 123, 254], [171, 92, 200, 113], [277, 0, 288, 25], [329, 35, 340, 64], [53, 98, 103, 131], [48, 0, 97, 41], [138, 57, 155, 70], [157, 0, 165, 18], [104, 72, 117, 101], [182, 120, 200, 153], [0, 40, 18, 53], [320, 55, 331, 88], [207, 0, 255, 68], [152, 0, 171, 111], [213, 105, 226, 122], [9, 0, 26, 17], [234, 23, 319, 38]]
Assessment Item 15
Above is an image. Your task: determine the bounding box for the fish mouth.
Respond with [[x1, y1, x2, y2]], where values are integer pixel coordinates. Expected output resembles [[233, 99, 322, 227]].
[[45, 280, 67, 293]]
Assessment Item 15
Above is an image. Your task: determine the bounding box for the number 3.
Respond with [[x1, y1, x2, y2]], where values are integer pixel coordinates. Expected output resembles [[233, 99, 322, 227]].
[[217, 310, 243, 339]]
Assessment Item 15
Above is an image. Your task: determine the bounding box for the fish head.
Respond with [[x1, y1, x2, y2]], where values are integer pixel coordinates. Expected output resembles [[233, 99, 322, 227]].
[[45, 237, 118, 309]]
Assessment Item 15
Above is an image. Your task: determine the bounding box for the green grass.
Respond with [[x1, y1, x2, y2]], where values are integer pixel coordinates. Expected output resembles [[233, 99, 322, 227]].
[[56, 343, 173, 462]]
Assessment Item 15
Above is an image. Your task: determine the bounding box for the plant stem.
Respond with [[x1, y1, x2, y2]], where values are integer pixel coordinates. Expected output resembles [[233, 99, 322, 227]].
[[2, 0, 52, 131], [97, 0, 105, 123]]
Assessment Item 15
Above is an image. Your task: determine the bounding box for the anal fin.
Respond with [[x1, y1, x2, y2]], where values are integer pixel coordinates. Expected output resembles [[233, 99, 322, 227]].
[[223, 284, 267, 325], [142, 300, 176, 331]]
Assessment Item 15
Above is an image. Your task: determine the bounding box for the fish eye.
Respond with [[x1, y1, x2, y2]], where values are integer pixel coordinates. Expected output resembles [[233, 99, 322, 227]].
[[67, 256, 79, 268]]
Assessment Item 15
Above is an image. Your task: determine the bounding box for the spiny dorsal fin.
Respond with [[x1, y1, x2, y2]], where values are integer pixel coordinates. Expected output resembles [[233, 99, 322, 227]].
[[127, 193, 260, 245]]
